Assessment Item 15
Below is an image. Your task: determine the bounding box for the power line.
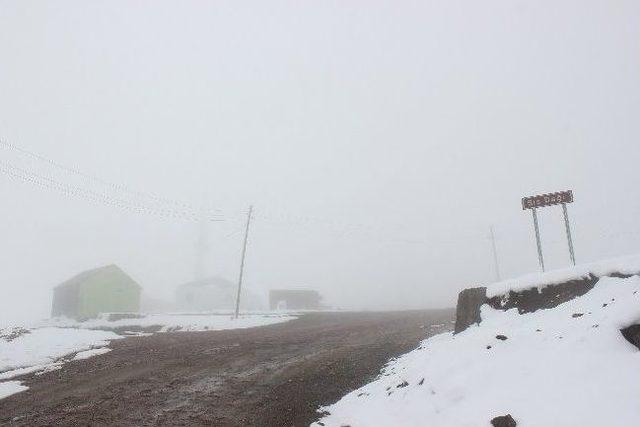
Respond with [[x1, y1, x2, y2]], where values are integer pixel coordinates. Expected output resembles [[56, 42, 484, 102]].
[[0, 138, 225, 218], [1, 139, 483, 240], [0, 160, 224, 222], [5, 140, 637, 252]]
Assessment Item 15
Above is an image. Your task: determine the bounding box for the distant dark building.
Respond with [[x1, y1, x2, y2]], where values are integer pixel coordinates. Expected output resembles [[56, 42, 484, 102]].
[[269, 289, 321, 310], [52, 264, 141, 320]]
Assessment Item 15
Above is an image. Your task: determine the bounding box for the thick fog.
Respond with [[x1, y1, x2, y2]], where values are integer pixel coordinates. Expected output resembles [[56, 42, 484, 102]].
[[1, 0, 639, 324]]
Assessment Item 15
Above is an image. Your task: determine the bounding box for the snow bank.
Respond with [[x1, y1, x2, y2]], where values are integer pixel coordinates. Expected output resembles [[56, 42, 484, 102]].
[[0, 327, 119, 401], [72, 347, 111, 360], [44, 313, 294, 332], [0, 327, 120, 373], [315, 275, 640, 426], [486, 254, 640, 298], [0, 381, 27, 400]]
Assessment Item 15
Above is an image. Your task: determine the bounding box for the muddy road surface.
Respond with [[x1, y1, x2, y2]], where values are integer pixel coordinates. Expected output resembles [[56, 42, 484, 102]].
[[0, 310, 453, 427]]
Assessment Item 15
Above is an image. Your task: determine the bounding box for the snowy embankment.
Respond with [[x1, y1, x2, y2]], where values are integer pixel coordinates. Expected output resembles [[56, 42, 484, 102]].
[[314, 258, 640, 427], [45, 312, 294, 333], [0, 327, 120, 376], [0, 313, 293, 400], [486, 253, 640, 297]]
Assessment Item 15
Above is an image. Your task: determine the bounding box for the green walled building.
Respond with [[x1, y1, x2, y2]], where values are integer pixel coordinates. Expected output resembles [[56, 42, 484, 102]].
[[51, 264, 141, 320]]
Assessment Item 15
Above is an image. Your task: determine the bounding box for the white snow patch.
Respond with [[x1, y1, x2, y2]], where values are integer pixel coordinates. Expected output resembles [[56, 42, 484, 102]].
[[0, 363, 62, 381], [486, 253, 640, 297], [0, 327, 120, 373], [73, 347, 112, 360], [315, 275, 640, 427], [0, 327, 119, 399], [44, 313, 294, 333], [120, 331, 153, 337], [0, 381, 27, 399]]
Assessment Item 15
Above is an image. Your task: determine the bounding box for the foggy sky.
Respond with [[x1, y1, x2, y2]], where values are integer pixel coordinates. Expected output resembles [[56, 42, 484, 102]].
[[1, 0, 639, 324]]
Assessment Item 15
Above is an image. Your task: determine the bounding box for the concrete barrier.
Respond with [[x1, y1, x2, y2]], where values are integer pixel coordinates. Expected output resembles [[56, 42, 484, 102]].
[[454, 287, 487, 334]]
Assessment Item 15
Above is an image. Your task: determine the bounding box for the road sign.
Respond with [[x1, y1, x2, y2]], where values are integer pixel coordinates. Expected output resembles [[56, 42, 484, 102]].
[[522, 190, 573, 210], [522, 190, 576, 271]]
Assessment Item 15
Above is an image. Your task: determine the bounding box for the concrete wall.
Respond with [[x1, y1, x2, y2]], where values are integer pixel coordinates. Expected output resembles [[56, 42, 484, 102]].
[[454, 287, 487, 334]]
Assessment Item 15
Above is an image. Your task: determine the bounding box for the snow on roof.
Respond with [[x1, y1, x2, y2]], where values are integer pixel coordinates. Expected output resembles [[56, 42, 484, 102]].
[[486, 253, 640, 298]]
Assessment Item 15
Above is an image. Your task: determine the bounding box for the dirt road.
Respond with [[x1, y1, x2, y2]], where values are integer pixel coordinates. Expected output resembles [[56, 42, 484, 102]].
[[0, 310, 453, 427]]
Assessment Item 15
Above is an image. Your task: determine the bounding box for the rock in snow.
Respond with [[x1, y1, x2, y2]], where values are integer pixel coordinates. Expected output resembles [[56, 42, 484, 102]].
[[491, 414, 517, 427], [491, 414, 518, 427], [621, 324, 640, 350]]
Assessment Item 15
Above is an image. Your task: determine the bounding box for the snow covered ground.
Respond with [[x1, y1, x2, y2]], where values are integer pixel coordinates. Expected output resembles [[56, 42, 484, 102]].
[[43, 312, 294, 333], [314, 269, 640, 426], [0, 313, 294, 400], [0, 327, 120, 375], [486, 253, 640, 297], [0, 381, 27, 400]]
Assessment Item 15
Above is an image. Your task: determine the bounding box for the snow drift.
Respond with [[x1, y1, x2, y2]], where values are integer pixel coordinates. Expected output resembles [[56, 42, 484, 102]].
[[485, 254, 640, 298], [314, 259, 640, 426], [45, 312, 294, 333]]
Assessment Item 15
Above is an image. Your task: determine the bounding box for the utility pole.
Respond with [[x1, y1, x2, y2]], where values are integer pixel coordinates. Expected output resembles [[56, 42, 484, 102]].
[[194, 214, 208, 281], [234, 205, 253, 319], [489, 225, 501, 281]]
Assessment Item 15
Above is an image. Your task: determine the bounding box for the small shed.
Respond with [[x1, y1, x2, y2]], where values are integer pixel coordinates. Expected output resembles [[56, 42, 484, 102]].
[[175, 277, 265, 312], [269, 289, 321, 310], [51, 264, 141, 320]]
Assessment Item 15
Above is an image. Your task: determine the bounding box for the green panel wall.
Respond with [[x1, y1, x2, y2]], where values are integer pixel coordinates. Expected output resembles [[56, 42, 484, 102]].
[[77, 267, 140, 319]]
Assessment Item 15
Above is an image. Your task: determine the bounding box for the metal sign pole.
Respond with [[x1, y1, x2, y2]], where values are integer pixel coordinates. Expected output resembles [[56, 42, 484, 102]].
[[561, 203, 576, 265], [531, 207, 545, 272], [522, 190, 574, 271]]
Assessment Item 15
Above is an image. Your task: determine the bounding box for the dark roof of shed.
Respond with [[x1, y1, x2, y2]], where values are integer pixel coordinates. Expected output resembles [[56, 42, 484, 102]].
[[54, 264, 141, 291]]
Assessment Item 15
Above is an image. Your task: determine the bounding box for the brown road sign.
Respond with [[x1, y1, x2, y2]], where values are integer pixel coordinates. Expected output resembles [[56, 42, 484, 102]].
[[522, 190, 573, 210]]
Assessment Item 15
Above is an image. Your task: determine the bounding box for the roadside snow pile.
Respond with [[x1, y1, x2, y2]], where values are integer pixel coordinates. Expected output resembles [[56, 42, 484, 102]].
[[486, 253, 640, 297], [0, 327, 119, 374], [0, 381, 28, 400], [72, 347, 112, 360], [45, 313, 294, 332], [314, 275, 640, 427], [0, 327, 120, 399]]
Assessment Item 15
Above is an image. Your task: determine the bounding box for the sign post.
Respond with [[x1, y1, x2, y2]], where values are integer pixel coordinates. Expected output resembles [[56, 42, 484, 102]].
[[522, 190, 576, 271], [531, 207, 545, 271], [562, 203, 576, 265]]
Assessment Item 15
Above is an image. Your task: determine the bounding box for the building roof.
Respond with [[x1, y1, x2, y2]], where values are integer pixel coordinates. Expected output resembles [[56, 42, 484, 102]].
[[54, 264, 141, 291]]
